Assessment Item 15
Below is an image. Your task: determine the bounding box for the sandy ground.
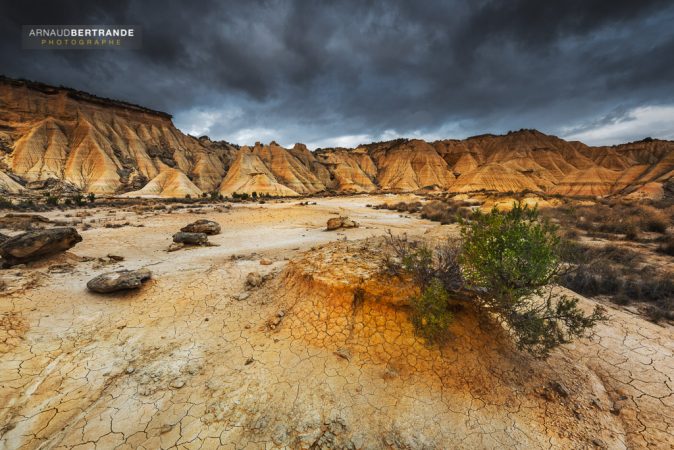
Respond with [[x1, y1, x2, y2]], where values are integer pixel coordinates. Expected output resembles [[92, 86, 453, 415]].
[[0, 195, 672, 449]]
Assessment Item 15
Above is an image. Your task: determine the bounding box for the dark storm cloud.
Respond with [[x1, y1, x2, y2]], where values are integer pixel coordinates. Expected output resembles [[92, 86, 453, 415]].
[[1, 0, 673, 147]]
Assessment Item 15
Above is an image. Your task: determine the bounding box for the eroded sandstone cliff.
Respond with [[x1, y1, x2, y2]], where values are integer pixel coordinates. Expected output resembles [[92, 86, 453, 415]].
[[0, 77, 238, 196], [2, 77, 673, 198]]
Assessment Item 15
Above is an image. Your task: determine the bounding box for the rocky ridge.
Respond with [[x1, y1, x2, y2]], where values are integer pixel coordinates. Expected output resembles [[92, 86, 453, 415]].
[[2, 76, 673, 199]]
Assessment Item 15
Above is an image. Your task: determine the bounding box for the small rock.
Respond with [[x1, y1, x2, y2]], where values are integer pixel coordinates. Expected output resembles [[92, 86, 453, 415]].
[[245, 357, 254, 365], [170, 378, 185, 389], [160, 424, 173, 434], [236, 292, 250, 301], [326, 216, 358, 231], [0, 213, 52, 231], [591, 438, 608, 448], [245, 272, 263, 289], [126, 367, 135, 374], [180, 219, 221, 235], [611, 400, 625, 415], [107, 254, 124, 261], [277, 310, 285, 318], [259, 258, 273, 265], [550, 381, 570, 397], [167, 242, 184, 252], [86, 268, 152, 293], [172, 232, 208, 245]]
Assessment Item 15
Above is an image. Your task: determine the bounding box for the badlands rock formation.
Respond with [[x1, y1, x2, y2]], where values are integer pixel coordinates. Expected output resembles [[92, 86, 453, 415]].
[[0, 77, 238, 196], [1, 76, 674, 198]]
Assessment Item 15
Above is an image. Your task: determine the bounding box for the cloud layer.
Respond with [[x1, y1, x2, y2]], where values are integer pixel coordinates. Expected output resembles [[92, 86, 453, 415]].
[[2, 0, 673, 148]]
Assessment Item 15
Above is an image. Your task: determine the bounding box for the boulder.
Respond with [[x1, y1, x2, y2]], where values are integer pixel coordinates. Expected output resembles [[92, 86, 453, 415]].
[[326, 216, 359, 231], [0, 227, 82, 267], [172, 232, 208, 245], [180, 219, 221, 235], [87, 268, 152, 293]]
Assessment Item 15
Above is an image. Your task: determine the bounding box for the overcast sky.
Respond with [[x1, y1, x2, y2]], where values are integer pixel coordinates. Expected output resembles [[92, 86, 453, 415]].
[[1, 0, 673, 149]]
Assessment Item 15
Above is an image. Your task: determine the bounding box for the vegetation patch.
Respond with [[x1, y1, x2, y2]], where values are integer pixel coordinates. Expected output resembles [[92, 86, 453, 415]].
[[385, 203, 606, 358]]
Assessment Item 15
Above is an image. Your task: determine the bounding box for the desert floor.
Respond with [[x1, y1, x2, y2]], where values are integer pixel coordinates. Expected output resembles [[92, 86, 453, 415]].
[[1, 195, 672, 449]]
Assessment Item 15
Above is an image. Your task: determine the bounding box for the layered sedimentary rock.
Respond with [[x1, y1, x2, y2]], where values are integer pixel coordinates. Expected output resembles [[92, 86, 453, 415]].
[[122, 166, 203, 198], [218, 147, 299, 196], [1, 77, 674, 198], [0, 77, 238, 195]]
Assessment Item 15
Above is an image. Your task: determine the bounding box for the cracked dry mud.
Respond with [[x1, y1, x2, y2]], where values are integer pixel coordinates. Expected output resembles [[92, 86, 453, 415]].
[[1, 196, 672, 449]]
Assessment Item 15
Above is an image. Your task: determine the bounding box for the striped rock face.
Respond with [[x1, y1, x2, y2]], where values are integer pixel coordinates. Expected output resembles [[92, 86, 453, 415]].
[[1, 77, 673, 199]]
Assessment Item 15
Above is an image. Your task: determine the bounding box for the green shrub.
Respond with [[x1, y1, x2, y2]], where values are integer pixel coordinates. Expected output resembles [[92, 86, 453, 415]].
[[384, 233, 463, 344], [460, 203, 606, 358], [384, 232, 463, 293], [0, 196, 14, 209], [73, 193, 85, 206], [410, 279, 453, 344]]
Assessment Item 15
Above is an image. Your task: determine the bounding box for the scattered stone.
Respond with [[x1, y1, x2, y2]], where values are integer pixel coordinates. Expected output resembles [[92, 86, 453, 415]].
[[180, 219, 221, 235], [245, 272, 263, 289], [170, 378, 185, 389], [591, 438, 608, 448], [48, 263, 75, 273], [0, 213, 52, 231], [0, 227, 82, 267], [107, 254, 124, 262], [167, 242, 184, 252], [326, 216, 359, 231], [126, 367, 135, 374], [245, 356, 254, 365], [172, 232, 208, 245], [259, 258, 273, 265], [551, 381, 570, 398], [86, 268, 152, 293], [611, 400, 625, 416], [236, 292, 250, 301]]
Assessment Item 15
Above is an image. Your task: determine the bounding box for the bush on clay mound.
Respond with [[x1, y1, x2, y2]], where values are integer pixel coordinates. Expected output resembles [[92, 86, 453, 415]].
[[385, 232, 463, 344], [410, 279, 454, 344], [386, 202, 606, 358], [460, 203, 606, 358]]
